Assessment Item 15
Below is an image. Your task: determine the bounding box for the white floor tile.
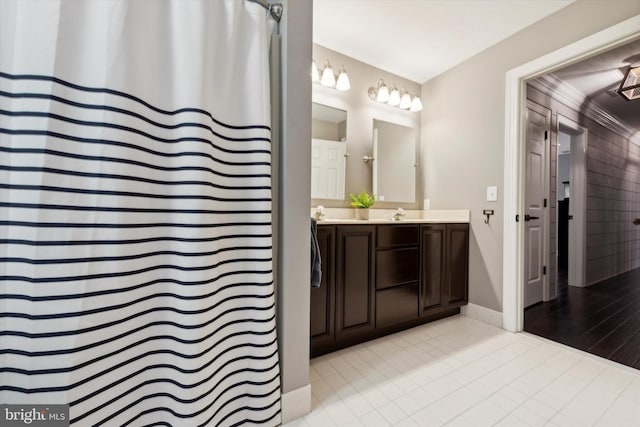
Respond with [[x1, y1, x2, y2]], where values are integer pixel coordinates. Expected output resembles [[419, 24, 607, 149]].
[[358, 409, 392, 427], [378, 401, 408, 425], [460, 400, 508, 426], [546, 412, 585, 427], [558, 383, 619, 425], [393, 393, 426, 417], [411, 407, 445, 427], [511, 404, 548, 427], [444, 415, 475, 427], [426, 393, 469, 424], [394, 417, 420, 427], [621, 376, 640, 403], [341, 393, 374, 417], [361, 387, 391, 408], [594, 395, 640, 427], [493, 414, 531, 427], [295, 316, 640, 427], [591, 365, 635, 395]]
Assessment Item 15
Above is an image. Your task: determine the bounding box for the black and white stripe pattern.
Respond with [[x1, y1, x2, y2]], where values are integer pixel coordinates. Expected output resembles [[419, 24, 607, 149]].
[[0, 71, 280, 425]]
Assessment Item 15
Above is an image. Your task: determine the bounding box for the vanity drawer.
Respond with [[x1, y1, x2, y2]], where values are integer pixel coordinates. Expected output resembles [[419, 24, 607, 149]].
[[377, 224, 419, 248], [376, 247, 419, 289]]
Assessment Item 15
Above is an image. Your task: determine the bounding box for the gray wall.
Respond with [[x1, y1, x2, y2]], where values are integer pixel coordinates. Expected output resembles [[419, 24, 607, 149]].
[[312, 44, 422, 209], [421, 1, 640, 312], [311, 118, 344, 141], [278, 0, 312, 395]]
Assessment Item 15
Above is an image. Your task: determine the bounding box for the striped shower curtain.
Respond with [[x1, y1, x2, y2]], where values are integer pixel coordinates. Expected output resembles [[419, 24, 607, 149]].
[[0, 0, 280, 425]]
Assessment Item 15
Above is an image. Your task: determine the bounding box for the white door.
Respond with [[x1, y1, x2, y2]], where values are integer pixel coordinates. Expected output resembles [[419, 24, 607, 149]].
[[311, 138, 346, 199], [524, 101, 550, 307]]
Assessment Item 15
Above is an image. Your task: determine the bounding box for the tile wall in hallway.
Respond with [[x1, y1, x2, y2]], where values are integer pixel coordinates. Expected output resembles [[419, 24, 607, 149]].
[[285, 316, 640, 426]]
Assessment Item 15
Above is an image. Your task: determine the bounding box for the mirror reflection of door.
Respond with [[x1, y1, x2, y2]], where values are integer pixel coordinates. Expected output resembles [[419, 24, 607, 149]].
[[524, 100, 551, 308], [311, 103, 347, 200]]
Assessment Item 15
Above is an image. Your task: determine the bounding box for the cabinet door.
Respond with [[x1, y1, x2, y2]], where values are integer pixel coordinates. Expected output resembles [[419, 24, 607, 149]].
[[335, 225, 376, 342], [446, 224, 469, 307], [310, 226, 335, 355], [419, 224, 446, 316]]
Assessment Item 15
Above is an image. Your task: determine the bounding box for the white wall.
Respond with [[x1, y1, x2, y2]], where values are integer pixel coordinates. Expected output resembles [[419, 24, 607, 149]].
[[421, 1, 640, 312]]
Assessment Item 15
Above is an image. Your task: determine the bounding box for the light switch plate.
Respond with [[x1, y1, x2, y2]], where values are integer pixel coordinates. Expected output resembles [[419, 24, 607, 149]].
[[486, 186, 498, 202]]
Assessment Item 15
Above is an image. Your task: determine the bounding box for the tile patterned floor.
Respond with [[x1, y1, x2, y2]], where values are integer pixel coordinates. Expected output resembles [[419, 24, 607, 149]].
[[285, 315, 640, 426]]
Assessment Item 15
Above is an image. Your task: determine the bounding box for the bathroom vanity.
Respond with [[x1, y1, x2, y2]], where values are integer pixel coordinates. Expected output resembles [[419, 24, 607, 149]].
[[310, 213, 469, 357]]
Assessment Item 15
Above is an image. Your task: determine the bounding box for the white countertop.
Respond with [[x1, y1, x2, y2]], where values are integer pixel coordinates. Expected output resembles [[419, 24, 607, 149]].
[[311, 208, 470, 224]]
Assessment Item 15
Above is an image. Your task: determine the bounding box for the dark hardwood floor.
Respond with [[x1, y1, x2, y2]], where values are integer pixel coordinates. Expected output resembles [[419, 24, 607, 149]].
[[524, 267, 640, 370]]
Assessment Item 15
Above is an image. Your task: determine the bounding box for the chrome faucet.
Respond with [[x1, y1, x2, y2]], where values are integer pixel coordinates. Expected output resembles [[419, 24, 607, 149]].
[[314, 205, 326, 221], [393, 207, 406, 221]]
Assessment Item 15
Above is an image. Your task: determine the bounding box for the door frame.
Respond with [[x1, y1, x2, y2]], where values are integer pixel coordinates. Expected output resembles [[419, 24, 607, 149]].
[[557, 115, 587, 289], [502, 15, 640, 332]]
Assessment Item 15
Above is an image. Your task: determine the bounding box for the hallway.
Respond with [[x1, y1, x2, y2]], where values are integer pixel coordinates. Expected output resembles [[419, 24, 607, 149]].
[[524, 267, 640, 370]]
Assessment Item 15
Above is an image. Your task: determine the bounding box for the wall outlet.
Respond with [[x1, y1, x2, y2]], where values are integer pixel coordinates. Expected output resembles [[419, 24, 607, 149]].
[[486, 186, 498, 202], [424, 199, 430, 210]]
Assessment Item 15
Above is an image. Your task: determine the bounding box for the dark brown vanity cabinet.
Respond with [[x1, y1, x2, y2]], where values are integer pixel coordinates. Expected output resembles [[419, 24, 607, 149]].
[[311, 222, 468, 357], [420, 224, 469, 317], [375, 225, 420, 328], [310, 226, 335, 354], [334, 225, 376, 343]]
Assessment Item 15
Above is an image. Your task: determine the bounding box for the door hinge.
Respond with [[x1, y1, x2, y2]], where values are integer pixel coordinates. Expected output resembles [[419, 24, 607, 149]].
[[544, 198, 547, 208], [543, 265, 547, 275], [544, 130, 548, 140]]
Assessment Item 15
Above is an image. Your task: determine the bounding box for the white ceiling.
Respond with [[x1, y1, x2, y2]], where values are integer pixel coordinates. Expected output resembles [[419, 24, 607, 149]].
[[550, 40, 640, 129], [313, 0, 575, 84], [314, 0, 640, 131]]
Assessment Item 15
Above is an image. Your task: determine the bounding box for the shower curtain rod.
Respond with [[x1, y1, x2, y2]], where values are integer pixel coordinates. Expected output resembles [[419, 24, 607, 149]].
[[248, 0, 283, 22]]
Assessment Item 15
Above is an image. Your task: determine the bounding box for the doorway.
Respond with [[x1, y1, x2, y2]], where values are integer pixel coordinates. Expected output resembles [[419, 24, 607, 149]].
[[502, 16, 640, 333], [556, 116, 587, 291]]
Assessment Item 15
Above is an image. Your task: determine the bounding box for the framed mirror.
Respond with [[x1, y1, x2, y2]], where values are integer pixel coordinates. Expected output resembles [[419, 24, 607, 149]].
[[311, 103, 347, 200], [372, 119, 416, 203]]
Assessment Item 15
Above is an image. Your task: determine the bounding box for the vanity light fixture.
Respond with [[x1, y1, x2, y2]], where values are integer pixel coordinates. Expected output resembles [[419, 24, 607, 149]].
[[410, 95, 423, 112], [387, 84, 401, 107], [336, 66, 351, 91], [368, 79, 423, 112], [311, 60, 320, 83], [399, 91, 412, 109], [311, 59, 350, 91], [618, 65, 640, 101]]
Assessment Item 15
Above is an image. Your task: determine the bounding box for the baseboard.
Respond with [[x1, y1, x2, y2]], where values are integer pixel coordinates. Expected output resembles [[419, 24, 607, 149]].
[[280, 384, 311, 424], [461, 303, 503, 329]]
